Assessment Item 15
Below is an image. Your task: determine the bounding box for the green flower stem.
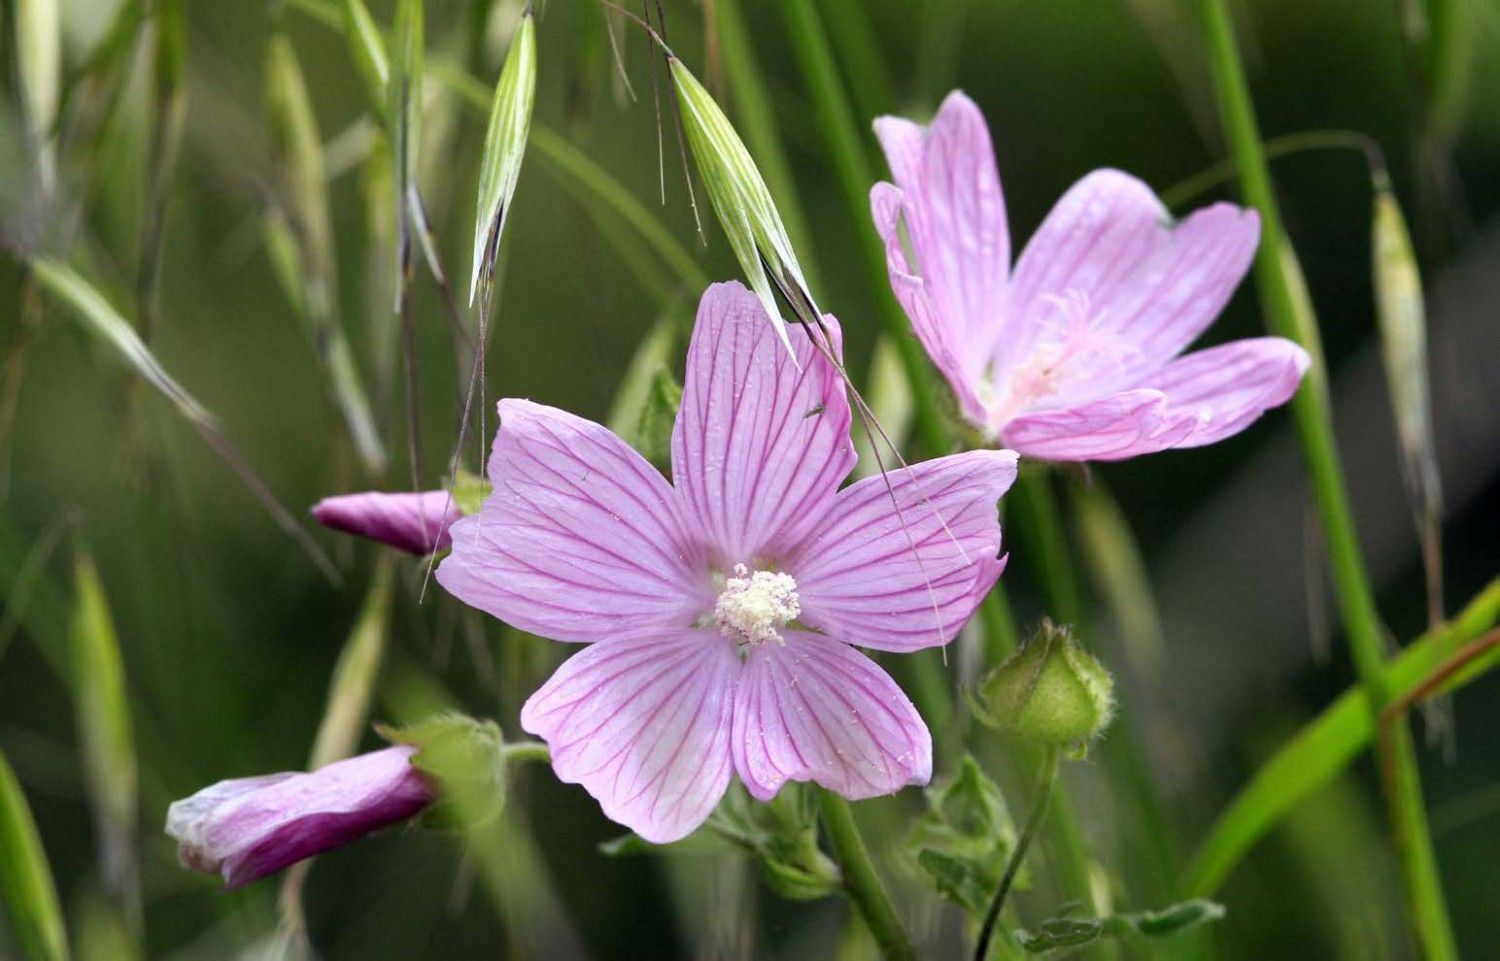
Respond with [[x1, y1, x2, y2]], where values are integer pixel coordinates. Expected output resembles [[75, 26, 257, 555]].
[[502, 740, 550, 766], [1194, 2, 1456, 957], [975, 747, 1060, 961], [817, 789, 915, 961], [1009, 472, 1083, 628]]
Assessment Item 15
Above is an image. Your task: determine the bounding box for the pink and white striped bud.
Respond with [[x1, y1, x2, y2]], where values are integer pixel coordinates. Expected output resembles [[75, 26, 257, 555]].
[[311, 490, 461, 555]]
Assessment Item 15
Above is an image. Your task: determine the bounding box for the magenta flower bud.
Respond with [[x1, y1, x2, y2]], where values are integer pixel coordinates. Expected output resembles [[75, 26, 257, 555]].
[[311, 490, 461, 555], [166, 746, 435, 889]]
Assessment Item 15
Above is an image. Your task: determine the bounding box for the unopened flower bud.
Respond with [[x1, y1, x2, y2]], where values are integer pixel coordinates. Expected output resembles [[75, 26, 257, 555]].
[[312, 489, 462, 555], [166, 746, 434, 889], [977, 621, 1114, 746]]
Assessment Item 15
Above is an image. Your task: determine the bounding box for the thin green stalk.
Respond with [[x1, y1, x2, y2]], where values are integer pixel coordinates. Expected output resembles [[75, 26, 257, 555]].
[[1158, 128, 1383, 210], [1194, 4, 1455, 956], [817, 790, 915, 961], [773, 0, 948, 457], [1009, 472, 1083, 628], [976, 747, 1059, 961]]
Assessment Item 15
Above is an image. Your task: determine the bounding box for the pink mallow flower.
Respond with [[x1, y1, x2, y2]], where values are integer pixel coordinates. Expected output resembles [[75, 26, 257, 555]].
[[871, 91, 1310, 461], [437, 282, 1017, 843], [311, 490, 461, 555], [165, 746, 434, 889]]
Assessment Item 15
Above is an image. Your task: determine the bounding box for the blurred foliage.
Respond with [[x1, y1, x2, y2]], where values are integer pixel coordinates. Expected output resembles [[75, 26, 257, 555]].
[[2, 0, 1499, 958]]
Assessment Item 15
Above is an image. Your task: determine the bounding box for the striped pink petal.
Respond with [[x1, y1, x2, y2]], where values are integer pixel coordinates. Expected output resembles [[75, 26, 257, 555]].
[[785, 450, 1017, 652], [520, 630, 738, 843], [872, 91, 1010, 419], [312, 490, 460, 555], [1001, 389, 1200, 462], [1003, 169, 1260, 405], [437, 400, 708, 643], [670, 282, 854, 566], [732, 630, 931, 802], [1153, 337, 1310, 447], [166, 747, 434, 890]]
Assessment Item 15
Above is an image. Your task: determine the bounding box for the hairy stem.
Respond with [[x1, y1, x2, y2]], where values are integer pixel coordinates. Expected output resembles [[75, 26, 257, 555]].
[[975, 747, 1059, 961], [817, 790, 915, 961]]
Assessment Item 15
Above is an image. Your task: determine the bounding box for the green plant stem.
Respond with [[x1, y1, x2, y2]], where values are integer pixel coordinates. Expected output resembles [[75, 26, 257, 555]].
[[1183, 576, 1500, 897], [1158, 128, 1384, 210], [817, 790, 915, 961], [1195, 6, 1454, 954], [503, 740, 550, 765], [975, 746, 1059, 961], [1009, 472, 1083, 628]]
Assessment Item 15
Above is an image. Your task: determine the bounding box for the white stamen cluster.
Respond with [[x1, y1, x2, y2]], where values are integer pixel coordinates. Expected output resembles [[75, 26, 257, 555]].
[[714, 564, 800, 647]]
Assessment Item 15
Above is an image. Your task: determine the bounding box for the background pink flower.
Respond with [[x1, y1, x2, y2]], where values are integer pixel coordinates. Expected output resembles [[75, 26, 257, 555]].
[[438, 282, 1016, 843], [871, 91, 1310, 461]]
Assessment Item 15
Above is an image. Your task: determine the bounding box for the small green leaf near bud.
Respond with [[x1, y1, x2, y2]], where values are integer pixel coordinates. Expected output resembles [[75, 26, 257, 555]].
[[906, 755, 1018, 918], [448, 469, 493, 516], [469, 10, 537, 306], [377, 713, 507, 830], [978, 621, 1115, 747]]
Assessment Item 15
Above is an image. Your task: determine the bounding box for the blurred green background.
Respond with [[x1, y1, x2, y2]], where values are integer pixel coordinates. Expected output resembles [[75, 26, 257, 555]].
[[2, 0, 1499, 958]]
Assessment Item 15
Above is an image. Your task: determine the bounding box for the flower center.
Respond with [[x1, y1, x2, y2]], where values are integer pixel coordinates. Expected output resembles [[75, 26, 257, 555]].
[[983, 290, 1140, 432], [714, 564, 800, 647]]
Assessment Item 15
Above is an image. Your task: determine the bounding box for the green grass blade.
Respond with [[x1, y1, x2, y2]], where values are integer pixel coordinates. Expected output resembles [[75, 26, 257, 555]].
[[308, 558, 396, 769], [136, 0, 187, 344], [0, 748, 71, 961], [26, 257, 338, 581], [68, 544, 140, 929], [17, 0, 60, 187], [1182, 577, 1500, 897]]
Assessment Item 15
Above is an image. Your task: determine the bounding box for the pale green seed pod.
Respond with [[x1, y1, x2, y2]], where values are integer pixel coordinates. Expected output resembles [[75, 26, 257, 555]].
[[978, 621, 1115, 747], [669, 56, 816, 355], [470, 10, 537, 306], [1371, 182, 1442, 526]]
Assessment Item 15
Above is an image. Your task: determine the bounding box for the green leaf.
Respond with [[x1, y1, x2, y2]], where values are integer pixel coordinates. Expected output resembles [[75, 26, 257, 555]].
[[1016, 900, 1224, 954], [339, 0, 390, 115], [0, 749, 70, 961], [379, 713, 507, 831], [1183, 576, 1500, 896], [447, 470, 492, 516], [906, 756, 1017, 916], [469, 9, 536, 306], [1016, 917, 1104, 953], [69, 545, 138, 914]]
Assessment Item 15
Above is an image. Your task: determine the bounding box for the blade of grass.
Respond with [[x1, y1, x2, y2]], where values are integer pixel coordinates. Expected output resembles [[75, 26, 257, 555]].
[[17, 0, 61, 191], [68, 543, 141, 934], [1194, 3, 1456, 955], [25, 257, 338, 582], [136, 0, 187, 345], [278, 556, 395, 943], [0, 748, 70, 961], [1182, 576, 1500, 898]]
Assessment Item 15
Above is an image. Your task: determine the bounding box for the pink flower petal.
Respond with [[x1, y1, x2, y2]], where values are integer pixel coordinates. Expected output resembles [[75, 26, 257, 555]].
[[1004, 169, 1260, 402], [311, 490, 460, 555], [872, 92, 1010, 414], [1002, 389, 1200, 462], [670, 282, 854, 565], [785, 451, 1017, 652], [166, 747, 434, 890], [1151, 337, 1310, 447], [732, 631, 931, 801], [520, 630, 738, 843], [437, 400, 708, 643]]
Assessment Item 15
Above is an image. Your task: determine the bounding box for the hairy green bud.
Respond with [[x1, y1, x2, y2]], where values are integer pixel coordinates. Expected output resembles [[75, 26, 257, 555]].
[[977, 621, 1115, 747]]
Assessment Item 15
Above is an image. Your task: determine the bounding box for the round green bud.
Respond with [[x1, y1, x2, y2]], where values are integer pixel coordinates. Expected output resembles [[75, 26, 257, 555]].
[[977, 621, 1115, 746]]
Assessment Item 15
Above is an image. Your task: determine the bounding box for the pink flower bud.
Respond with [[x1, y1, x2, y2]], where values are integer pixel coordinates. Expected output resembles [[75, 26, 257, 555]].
[[165, 746, 434, 889], [311, 490, 461, 555]]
